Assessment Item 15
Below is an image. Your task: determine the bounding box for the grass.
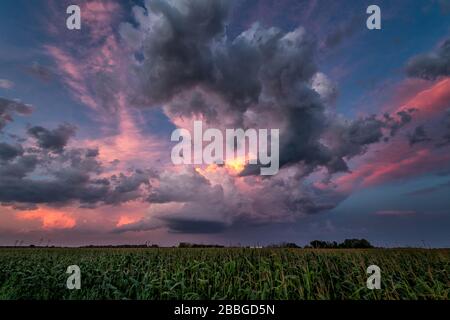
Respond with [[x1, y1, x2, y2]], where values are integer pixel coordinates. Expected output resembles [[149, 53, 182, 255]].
[[0, 248, 448, 300]]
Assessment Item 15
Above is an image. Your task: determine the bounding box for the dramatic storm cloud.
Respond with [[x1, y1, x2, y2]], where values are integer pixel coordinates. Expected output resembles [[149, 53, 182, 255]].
[[0, 115, 153, 208], [108, 0, 425, 233], [122, 0, 405, 174], [406, 39, 450, 80], [1, 0, 449, 245]]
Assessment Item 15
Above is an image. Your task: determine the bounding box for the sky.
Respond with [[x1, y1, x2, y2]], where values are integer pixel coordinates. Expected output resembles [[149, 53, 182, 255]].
[[0, 0, 449, 247]]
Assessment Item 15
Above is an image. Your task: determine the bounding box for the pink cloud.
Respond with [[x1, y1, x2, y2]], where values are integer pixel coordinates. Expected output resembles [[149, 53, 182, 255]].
[[335, 78, 450, 193], [80, 100, 169, 170], [45, 45, 99, 110], [116, 215, 140, 228], [396, 78, 450, 117], [81, 1, 122, 40], [17, 207, 76, 230], [336, 139, 450, 193], [5, 200, 151, 235], [43, 1, 124, 113], [43, 1, 170, 177]]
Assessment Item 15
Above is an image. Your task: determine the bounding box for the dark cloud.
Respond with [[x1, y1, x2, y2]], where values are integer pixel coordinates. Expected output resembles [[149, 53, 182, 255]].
[[441, 132, 450, 147], [339, 116, 384, 155], [27, 123, 77, 153], [324, 112, 415, 166], [110, 0, 421, 234], [159, 201, 230, 234], [164, 91, 219, 123], [0, 154, 153, 207], [311, 72, 338, 105], [0, 143, 23, 161], [408, 125, 431, 146], [406, 39, 450, 80], [85, 148, 99, 158], [116, 164, 346, 234], [115, 201, 230, 234], [106, 170, 155, 205], [436, 108, 450, 147], [120, 0, 231, 105], [121, 3, 320, 172], [383, 109, 416, 137], [115, 167, 235, 233], [122, 0, 412, 179], [0, 154, 38, 179], [0, 122, 154, 208], [148, 168, 223, 203], [0, 98, 33, 131]]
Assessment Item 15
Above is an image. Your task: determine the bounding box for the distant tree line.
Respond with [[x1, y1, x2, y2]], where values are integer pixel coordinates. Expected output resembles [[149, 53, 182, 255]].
[[2, 239, 374, 249], [267, 239, 374, 249], [307, 239, 373, 249], [176, 238, 374, 249]]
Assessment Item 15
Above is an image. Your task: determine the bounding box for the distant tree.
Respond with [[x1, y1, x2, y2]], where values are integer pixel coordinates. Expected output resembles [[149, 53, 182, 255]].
[[309, 239, 373, 249], [310, 240, 335, 248], [339, 239, 373, 248]]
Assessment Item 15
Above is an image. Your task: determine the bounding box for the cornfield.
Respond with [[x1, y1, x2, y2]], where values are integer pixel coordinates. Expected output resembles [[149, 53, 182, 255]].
[[0, 248, 448, 300]]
